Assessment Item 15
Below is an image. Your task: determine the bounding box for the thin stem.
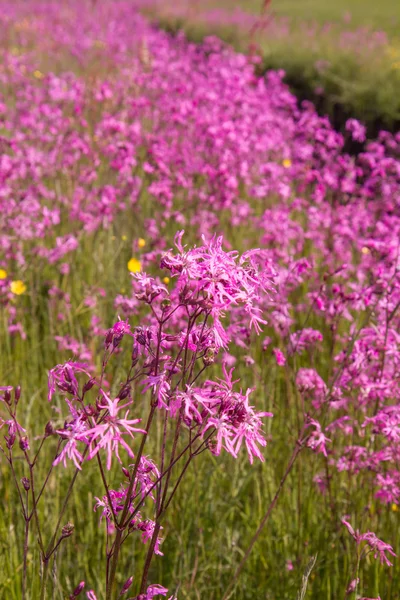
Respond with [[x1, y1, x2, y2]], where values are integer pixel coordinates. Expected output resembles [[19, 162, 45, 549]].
[[35, 440, 62, 506], [8, 456, 27, 519], [40, 559, 50, 600], [96, 450, 118, 524], [139, 522, 161, 594], [46, 446, 89, 556], [106, 405, 156, 600], [22, 512, 29, 600], [222, 438, 305, 600], [29, 463, 45, 556]]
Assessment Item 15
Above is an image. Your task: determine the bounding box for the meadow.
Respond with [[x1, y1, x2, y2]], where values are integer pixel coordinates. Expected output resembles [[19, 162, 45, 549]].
[[141, 0, 400, 136], [0, 1, 400, 600]]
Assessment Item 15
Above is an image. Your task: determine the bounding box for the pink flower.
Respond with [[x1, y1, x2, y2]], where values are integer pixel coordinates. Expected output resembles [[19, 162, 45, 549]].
[[142, 374, 171, 410], [273, 348, 286, 366], [48, 362, 91, 402], [142, 584, 169, 599], [306, 418, 331, 457], [85, 391, 146, 470], [342, 517, 396, 566], [54, 417, 88, 470]]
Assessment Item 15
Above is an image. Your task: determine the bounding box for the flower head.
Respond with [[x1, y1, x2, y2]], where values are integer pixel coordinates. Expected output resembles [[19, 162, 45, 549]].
[[10, 280, 27, 295], [128, 257, 141, 273], [342, 517, 396, 566], [85, 390, 146, 469]]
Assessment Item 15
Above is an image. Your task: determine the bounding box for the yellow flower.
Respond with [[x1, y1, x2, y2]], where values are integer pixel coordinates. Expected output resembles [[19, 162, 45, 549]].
[[0, 269, 7, 280], [33, 70, 44, 79], [138, 238, 146, 248], [163, 277, 170, 285], [121, 235, 127, 241], [361, 247, 370, 254], [392, 503, 399, 512], [10, 280, 27, 295], [127, 258, 141, 273], [282, 158, 292, 168]]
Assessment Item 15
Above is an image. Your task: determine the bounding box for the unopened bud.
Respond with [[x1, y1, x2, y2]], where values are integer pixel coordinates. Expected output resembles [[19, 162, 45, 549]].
[[19, 436, 30, 451], [70, 581, 85, 598], [15, 386, 21, 403], [136, 331, 146, 345], [122, 467, 130, 479], [105, 329, 113, 348], [5, 433, 16, 449], [118, 385, 131, 401], [61, 523, 74, 538], [83, 378, 96, 394], [131, 345, 139, 365], [4, 389, 11, 405], [45, 421, 55, 437], [203, 348, 217, 367], [119, 576, 134, 596], [21, 477, 30, 491]]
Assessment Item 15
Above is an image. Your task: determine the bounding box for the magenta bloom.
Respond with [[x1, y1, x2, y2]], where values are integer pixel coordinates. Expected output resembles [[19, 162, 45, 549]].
[[47, 361, 91, 402], [54, 417, 88, 470], [342, 517, 396, 566], [306, 418, 331, 457], [85, 390, 146, 470]]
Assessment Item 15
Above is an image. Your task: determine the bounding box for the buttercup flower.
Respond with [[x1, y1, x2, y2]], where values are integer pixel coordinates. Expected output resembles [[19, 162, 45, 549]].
[[10, 281, 27, 295], [128, 258, 142, 273]]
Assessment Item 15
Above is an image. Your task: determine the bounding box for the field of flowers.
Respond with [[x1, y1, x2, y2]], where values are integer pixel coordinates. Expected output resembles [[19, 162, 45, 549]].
[[141, 0, 400, 136], [1, 1, 400, 599]]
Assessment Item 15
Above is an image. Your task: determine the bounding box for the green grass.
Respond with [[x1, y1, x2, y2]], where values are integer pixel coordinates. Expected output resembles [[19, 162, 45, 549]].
[[205, 0, 400, 32]]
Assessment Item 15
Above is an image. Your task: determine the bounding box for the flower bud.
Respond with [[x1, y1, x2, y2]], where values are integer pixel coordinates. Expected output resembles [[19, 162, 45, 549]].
[[14, 386, 21, 403], [5, 433, 16, 449], [61, 522, 74, 538], [131, 345, 139, 365], [122, 467, 130, 479], [21, 477, 30, 491], [70, 581, 85, 598], [105, 329, 114, 347], [118, 385, 131, 401], [83, 378, 96, 394], [19, 436, 30, 451], [45, 421, 55, 437], [136, 330, 146, 345], [4, 389, 11, 405], [119, 575, 133, 596], [203, 348, 217, 367]]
